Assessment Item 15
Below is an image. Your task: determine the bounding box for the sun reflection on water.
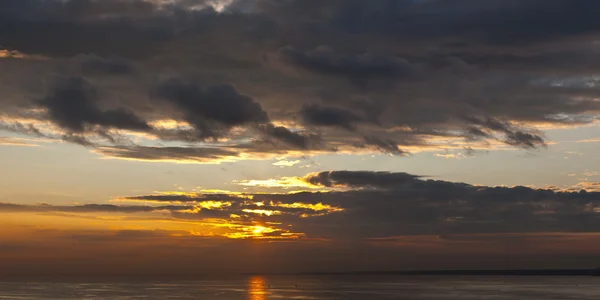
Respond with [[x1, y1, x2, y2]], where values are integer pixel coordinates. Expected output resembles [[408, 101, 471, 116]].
[[248, 276, 267, 300]]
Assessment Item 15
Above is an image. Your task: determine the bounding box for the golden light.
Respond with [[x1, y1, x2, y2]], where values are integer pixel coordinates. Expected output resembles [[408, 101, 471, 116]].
[[252, 226, 269, 235], [272, 202, 344, 213], [236, 177, 316, 189], [242, 209, 281, 216], [248, 276, 267, 300], [0, 49, 44, 60], [148, 119, 192, 129]]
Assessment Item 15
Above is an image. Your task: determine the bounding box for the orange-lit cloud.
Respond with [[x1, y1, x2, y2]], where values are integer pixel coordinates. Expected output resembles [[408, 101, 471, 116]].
[[272, 159, 301, 167], [0, 137, 39, 147], [271, 202, 344, 213], [235, 177, 318, 189], [0, 49, 45, 60]]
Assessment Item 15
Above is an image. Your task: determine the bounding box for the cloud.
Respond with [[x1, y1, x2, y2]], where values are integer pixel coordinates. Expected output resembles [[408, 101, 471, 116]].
[[93, 145, 240, 164], [278, 45, 417, 85], [258, 123, 320, 150], [4, 170, 600, 241], [461, 115, 547, 149], [3, 1, 600, 274], [3, 0, 600, 162], [361, 136, 406, 155], [0, 202, 182, 213], [263, 0, 600, 45], [0, 49, 45, 60], [1, 168, 600, 274], [0, 0, 174, 58], [38, 76, 150, 132], [273, 159, 300, 167], [121, 192, 245, 203], [300, 103, 367, 130], [152, 78, 317, 149], [0, 137, 38, 147], [77, 54, 136, 75], [220, 170, 600, 239], [153, 79, 269, 138], [302, 171, 422, 189]]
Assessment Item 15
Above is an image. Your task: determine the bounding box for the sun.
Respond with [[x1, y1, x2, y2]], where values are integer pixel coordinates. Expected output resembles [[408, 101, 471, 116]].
[[252, 226, 267, 235]]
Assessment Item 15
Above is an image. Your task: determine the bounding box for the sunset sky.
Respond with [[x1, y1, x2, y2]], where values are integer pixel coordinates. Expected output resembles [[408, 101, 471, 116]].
[[1, 0, 600, 275]]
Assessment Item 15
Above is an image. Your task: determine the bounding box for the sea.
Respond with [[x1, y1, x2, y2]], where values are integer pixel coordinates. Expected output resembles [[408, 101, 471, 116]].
[[0, 275, 598, 299]]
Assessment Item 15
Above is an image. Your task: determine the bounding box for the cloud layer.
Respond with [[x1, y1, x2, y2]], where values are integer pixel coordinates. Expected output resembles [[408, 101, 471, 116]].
[[3, 170, 599, 241], [2, 0, 600, 162], [1, 169, 599, 274]]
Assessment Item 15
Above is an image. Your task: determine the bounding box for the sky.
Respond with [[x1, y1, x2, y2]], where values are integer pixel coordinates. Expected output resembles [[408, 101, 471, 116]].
[[1, 0, 600, 276]]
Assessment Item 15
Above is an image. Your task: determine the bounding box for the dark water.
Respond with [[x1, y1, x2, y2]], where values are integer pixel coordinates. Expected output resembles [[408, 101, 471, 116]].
[[0, 276, 598, 299]]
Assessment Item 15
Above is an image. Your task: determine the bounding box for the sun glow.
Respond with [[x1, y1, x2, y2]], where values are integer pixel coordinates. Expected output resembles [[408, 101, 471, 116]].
[[242, 209, 281, 216], [248, 276, 267, 300], [272, 202, 344, 212]]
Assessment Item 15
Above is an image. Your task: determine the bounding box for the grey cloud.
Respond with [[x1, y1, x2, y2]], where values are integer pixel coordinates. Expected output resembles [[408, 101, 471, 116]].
[[3, 169, 600, 240], [94, 145, 239, 163], [361, 136, 405, 155], [278, 171, 600, 239], [77, 54, 135, 75], [461, 115, 546, 149], [153, 78, 321, 149], [4, 0, 600, 157], [0, 0, 175, 58], [0, 122, 47, 138], [0, 202, 240, 220], [265, 0, 600, 45], [300, 103, 366, 131], [38, 76, 150, 132], [60, 133, 96, 147], [278, 46, 417, 85], [153, 78, 269, 139], [259, 124, 320, 150], [8, 169, 596, 241], [93, 143, 318, 164], [505, 131, 546, 149], [303, 170, 422, 189]]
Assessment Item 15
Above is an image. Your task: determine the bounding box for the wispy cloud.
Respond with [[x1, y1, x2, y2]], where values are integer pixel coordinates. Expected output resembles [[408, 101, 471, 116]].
[[273, 159, 301, 167], [0, 137, 39, 147]]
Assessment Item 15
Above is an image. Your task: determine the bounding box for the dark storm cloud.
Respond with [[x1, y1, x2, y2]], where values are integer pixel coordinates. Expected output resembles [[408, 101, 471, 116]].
[[153, 78, 269, 139], [38, 76, 150, 132], [0, 0, 169, 58], [300, 103, 366, 131], [153, 77, 319, 148], [3, 0, 600, 157], [259, 124, 320, 149], [264, 0, 600, 44], [77, 54, 136, 75], [155, 79, 269, 127], [278, 46, 417, 84], [255, 170, 600, 239]]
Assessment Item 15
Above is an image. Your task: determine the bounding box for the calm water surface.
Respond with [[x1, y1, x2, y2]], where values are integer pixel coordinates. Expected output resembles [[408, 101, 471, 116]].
[[0, 276, 598, 299]]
